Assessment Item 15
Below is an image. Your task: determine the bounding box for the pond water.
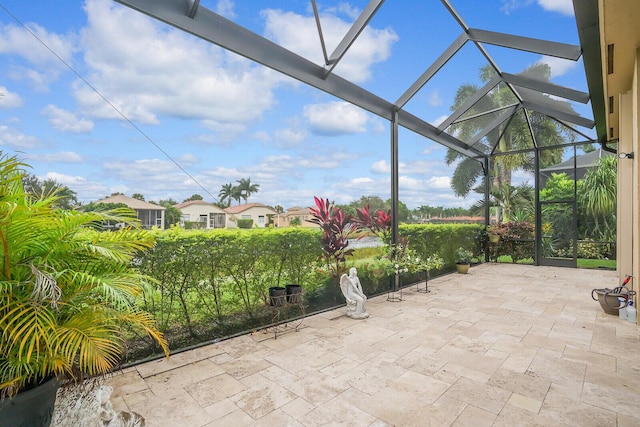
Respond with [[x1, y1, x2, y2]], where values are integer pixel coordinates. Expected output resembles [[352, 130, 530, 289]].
[[348, 236, 383, 249]]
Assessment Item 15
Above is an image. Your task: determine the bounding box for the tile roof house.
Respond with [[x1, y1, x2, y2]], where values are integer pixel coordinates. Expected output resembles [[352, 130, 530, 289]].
[[96, 194, 165, 229], [224, 203, 277, 228], [174, 200, 227, 229], [273, 206, 318, 228]]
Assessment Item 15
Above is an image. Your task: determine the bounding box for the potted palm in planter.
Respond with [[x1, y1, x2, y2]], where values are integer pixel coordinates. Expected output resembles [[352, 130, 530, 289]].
[[0, 153, 169, 426], [454, 247, 473, 274]]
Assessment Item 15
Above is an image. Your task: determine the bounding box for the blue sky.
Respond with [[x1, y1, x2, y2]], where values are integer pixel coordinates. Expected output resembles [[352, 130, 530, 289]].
[[0, 0, 594, 209]]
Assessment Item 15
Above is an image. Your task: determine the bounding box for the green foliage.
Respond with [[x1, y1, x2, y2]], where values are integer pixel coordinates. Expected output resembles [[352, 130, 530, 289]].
[[0, 152, 168, 397], [289, 216, 302, 227], [399, 223, 483, 266], [22, 173, 78, 209], [237, 219, 254, 229], [454, 247, 472, 264], [491, 221, 535, 263]]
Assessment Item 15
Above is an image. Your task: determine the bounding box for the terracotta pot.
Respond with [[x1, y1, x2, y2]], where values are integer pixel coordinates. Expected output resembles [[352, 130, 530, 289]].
[[489, 235, 500, 243]]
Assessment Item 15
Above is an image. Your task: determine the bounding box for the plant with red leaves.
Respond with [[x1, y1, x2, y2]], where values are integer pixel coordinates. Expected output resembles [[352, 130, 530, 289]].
[[353, 204, 392, 240], [309, 197, 355, 276]]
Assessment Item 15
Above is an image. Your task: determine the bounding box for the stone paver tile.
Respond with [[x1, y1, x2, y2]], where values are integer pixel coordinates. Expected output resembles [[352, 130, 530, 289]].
[[218, 355, 273, 379], [441, 377, 511, 414], [581, 365, 640, 418], [184, 373, 247, 406], [436, 362, 491, 384], [500, 353, 536, 374], [540, 384, 617, 427], [493, 404, 569, 427], [355, 386, 465, 427], [562, 345, 616, 371], [105, 371, 149, 399], [508, 392, 542, 413], [202, 409, 255, 427], [231, 382, 297, 420], [451, 404, 497, 427], [319, 356, 362, 378], [134, 344, 225, 378], [264, 339, 344, 376], [302, 392, 377, 427], [488, 367, 551, 401], [521, 334, 567, 352], [143, 359, 225, 394], [336, 353, 405, 395], [251, 409, 305, 426], [284, 372, 350, 407], [388, 370, 451, 403], [432, 346, 503, 376], [257, 328, 316, 351], [280, 397, 315, 420], [126, 387, 216, 427], [526, 351, 586, 386], [203, 397, 240, 420], [372, 331, 421, 356], [548, 324, 594, 347], [618, 413, 640, 427]]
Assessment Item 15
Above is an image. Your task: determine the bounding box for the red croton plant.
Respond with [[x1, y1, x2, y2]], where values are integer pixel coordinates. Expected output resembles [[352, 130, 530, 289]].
[[309, 198, 392, 276]]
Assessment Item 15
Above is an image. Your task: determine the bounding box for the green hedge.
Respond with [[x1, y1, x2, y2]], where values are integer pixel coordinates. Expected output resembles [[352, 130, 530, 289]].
[[128, 224, 483, 361]]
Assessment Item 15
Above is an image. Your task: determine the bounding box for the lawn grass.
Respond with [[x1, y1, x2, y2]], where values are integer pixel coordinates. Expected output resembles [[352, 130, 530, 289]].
[[495, 255, 616, 270]]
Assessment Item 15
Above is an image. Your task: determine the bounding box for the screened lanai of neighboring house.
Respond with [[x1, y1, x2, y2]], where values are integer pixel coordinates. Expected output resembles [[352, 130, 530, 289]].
[[113, 0, 614, 269]]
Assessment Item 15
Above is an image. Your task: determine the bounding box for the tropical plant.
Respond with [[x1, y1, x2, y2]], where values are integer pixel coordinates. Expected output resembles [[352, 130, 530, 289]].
[[218, 183, 236, 208], [579, 155, 617, 238], [353, 204, 391, 240], [454, 247, 473, 264], [379, 237, 443, 275], [0, 152, 169, 398], [308, 197, 355, 276], [236, 178, 259, 204], [445, 64, 572, 199], [22, 173, 78, 210]]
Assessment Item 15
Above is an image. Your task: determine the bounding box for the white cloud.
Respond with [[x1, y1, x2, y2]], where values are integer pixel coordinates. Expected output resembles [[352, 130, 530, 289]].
[[215, 0, 237, 19], [431, 114, 449, 127], [537, 0, 574, 16], [428, 90, 442, 107], [75, 0, 281, 127], [42, 105, 94, 133], [304, 102, 369, 136], [426, 176, 451, 189], [274, 128, 308, 147], [27, 151, 84, 163], [0, 87, 23, 108], [537, 55, 577, 78], [261, 8, 398, 83], [0, 22, 76, 90], [0, 125, 39, 149], [252, 130, 271, 142], [371, 159, 388, 174], [501, 0, 573, 16]]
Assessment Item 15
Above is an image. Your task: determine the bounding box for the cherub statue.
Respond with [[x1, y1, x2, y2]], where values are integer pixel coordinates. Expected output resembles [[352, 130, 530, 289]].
[[339, 267, 369, 319]]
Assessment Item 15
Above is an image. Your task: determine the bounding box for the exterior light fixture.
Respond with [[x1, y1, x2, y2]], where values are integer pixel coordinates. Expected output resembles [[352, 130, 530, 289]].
[[618, 152, 634, 159]]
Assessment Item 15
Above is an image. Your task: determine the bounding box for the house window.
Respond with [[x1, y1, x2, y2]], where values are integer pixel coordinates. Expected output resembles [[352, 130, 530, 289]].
[[199, 214, 207, 223], [241, 215, 251, 219], [258, 215, 265, 226]]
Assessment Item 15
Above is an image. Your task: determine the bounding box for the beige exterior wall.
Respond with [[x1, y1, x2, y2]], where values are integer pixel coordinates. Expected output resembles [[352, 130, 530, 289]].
[[226, 206, 275, 228], [179, 204, 226, 229], [618, 90, 633, 283]]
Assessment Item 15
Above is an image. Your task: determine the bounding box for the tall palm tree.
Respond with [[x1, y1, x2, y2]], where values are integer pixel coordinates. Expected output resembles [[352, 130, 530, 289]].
[[218, 183, 235, 208], [445, 63, 572, 199], [236, 177, 260, 204], [579, 155, 617, 238]]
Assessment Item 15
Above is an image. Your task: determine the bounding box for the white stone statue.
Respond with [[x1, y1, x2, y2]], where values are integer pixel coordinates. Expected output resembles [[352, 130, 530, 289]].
[[340, 267, 369, 319]]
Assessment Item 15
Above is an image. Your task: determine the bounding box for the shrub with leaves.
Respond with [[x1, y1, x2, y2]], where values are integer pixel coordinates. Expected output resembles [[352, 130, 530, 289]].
[[308, 197, 355, 276]]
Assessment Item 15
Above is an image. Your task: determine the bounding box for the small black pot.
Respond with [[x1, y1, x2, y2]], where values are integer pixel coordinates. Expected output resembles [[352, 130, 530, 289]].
[[285, 284, 302, 303], [269, 286, 286, 307], [0, 377, 60, 427]]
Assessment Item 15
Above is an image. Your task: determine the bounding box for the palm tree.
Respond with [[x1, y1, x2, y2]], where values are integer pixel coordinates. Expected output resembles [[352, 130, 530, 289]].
[[445, 64, 572, 199], [218, 183, 235, 208], [0, 151, 168, 400], [579, 156, 617, 238], [236, 177, 260, 204], [22, 173, 78, 209]]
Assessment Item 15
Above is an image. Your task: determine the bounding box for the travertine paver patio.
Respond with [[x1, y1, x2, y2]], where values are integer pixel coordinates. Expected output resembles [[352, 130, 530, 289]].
[[105, 264, 640, 426]]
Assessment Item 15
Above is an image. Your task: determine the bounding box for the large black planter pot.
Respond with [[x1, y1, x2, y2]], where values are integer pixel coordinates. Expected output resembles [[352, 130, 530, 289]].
[[285, 284, 302, 303], [0, 377, 60, 427], [269, 286, 286, 307]]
